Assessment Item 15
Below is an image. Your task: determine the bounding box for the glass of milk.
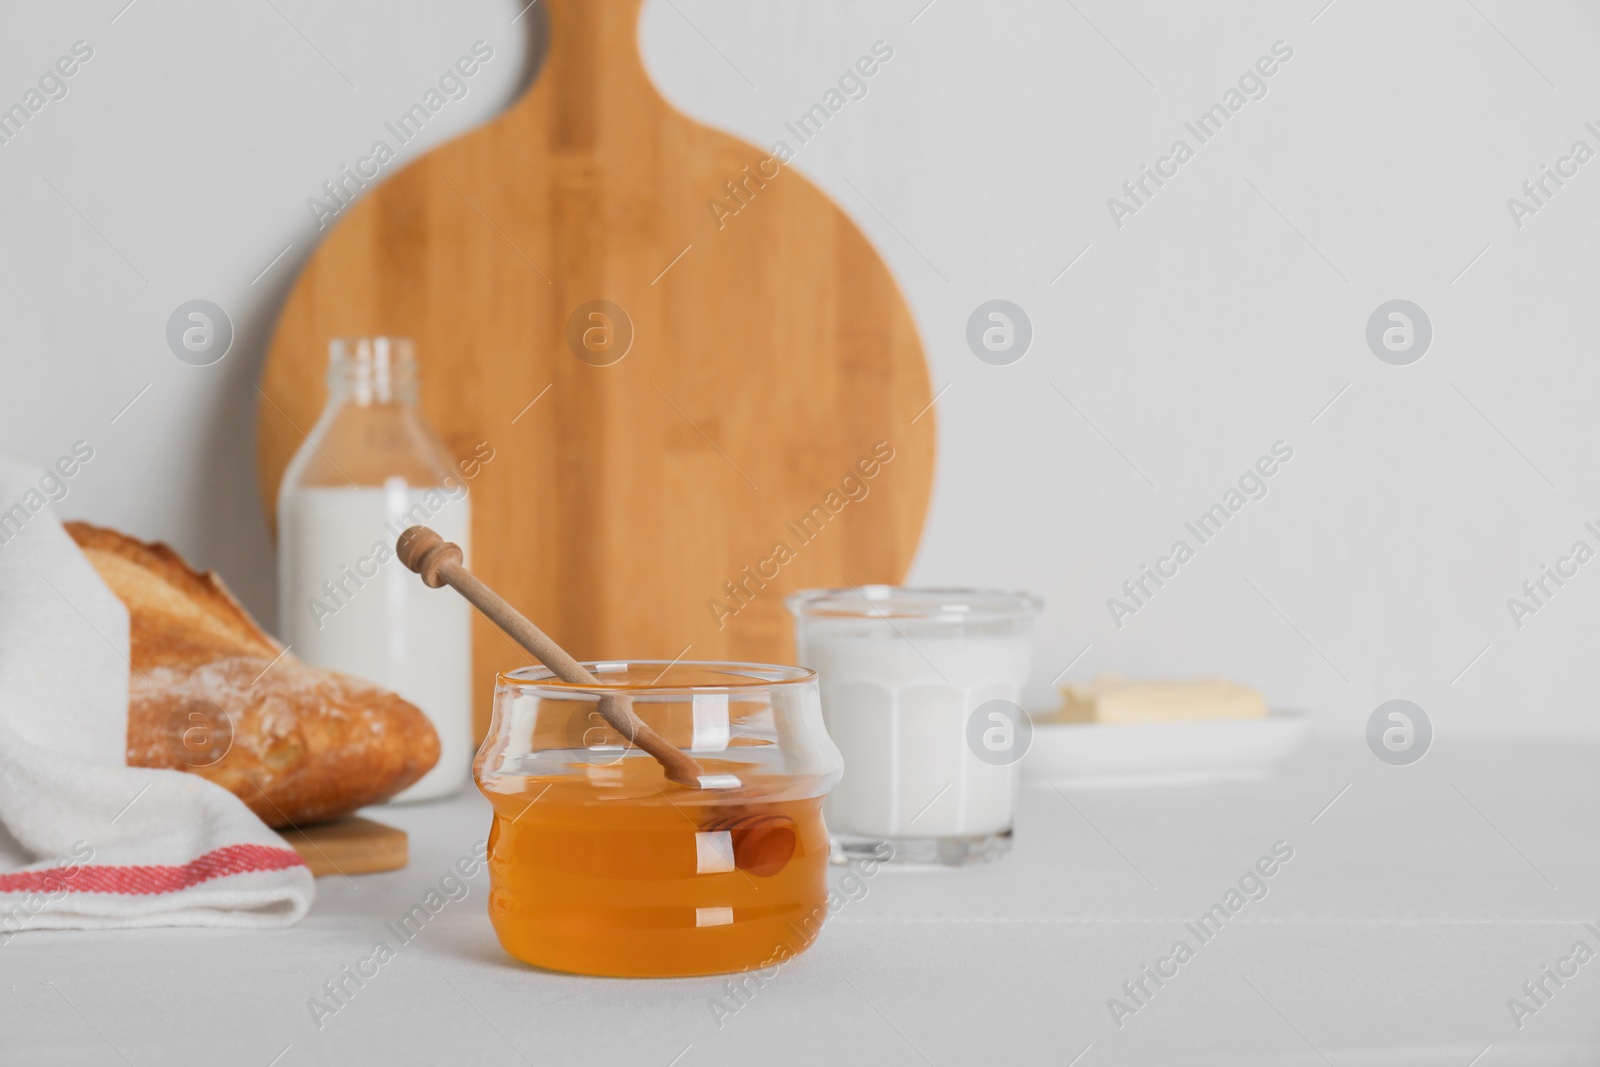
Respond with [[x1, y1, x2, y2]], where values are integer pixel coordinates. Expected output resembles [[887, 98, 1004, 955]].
[[277, 337, 474, 802], [785, 587, 1041, 866]]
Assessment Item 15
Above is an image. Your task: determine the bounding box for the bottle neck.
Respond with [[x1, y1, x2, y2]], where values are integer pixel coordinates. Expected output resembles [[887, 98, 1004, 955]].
[[328, 337, 418, 407]]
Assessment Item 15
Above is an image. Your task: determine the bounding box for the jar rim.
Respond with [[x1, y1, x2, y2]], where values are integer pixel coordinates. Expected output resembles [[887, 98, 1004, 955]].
[[784, 585, 1042, 621], [496, 659, 817, 694]]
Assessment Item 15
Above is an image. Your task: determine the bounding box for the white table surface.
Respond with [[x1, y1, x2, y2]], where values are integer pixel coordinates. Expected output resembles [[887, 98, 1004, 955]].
[[7, 739, 1599, 1066]]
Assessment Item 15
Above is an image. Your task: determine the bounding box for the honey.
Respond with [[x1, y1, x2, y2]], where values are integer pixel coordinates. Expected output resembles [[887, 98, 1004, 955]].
[[482, 758, 832, 977]]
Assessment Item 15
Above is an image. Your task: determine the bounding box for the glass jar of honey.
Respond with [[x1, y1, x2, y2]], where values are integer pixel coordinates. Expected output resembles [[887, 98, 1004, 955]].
[[475, 661, 843, 977]]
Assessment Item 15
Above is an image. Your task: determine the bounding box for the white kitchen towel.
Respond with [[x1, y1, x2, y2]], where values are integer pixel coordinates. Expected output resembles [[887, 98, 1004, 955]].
[[0, 456, 313, 935]]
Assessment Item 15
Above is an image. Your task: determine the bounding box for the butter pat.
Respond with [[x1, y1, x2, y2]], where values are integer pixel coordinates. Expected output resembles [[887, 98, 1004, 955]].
[[1058, 674, 1267, 724]]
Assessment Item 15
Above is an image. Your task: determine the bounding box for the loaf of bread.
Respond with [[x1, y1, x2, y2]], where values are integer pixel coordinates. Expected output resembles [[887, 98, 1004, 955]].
[[66, 522, 439, 827]]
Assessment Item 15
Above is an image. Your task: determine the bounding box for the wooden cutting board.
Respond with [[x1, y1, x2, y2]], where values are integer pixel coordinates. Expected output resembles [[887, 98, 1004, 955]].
[[258, 0, 935, 738], [281, 816, 408, 878]]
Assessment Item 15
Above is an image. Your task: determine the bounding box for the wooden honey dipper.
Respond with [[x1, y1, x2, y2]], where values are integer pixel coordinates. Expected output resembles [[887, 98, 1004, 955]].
[[396, 525, 710, 789], [397, 526, 799, 874]]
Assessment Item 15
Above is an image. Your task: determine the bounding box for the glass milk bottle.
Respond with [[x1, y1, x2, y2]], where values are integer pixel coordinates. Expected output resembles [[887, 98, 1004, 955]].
[[277, 337, 473, 801]]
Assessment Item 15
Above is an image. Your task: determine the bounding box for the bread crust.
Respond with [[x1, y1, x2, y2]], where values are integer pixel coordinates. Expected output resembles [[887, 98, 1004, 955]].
[[66, 521, 440, 827]]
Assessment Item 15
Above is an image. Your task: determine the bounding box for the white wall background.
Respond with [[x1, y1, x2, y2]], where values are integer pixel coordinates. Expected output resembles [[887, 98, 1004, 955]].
[[3, 0, 1597, 736]]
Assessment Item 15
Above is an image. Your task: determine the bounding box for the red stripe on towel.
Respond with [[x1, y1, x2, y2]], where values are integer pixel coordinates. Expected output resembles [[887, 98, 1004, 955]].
[[0, 844, 306, 896]]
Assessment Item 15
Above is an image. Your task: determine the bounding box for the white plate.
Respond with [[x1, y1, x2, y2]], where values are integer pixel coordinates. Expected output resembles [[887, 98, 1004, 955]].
[[1022, 710, 1311, 789]]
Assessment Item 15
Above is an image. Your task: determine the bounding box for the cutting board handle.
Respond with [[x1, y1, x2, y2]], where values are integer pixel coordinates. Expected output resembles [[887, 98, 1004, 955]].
[[514, 0, 658, 128]]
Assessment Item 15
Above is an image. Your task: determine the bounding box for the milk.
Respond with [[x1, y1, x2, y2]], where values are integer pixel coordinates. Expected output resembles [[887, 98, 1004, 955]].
[[796, 630, 1031, 841], [278, 482, 473, 801]]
